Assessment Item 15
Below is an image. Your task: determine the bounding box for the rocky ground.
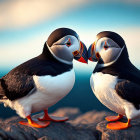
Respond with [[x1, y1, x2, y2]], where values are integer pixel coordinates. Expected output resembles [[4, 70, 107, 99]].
[[0, 108, 140, 140]]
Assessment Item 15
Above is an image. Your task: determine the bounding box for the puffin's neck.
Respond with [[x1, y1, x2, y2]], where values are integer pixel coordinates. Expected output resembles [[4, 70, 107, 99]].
[[38, 43, 55, 61]]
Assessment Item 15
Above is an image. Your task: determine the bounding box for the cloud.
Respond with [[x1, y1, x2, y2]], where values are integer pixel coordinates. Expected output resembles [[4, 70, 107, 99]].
[[0, 0, 92, 30], [0, 0, 140, 30]]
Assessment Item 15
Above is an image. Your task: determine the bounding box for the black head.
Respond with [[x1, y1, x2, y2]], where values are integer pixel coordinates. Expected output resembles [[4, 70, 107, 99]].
[[43, 28, 88, 64], [47, 28, 79, 47], [88, 31, 128, 67], [96, 31, 125, 48]]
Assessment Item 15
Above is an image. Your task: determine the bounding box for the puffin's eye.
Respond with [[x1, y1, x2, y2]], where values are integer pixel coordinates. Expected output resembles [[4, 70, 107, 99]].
[[104, 41, 109, 50], [104, 45, 109, 50], [66, 38, 71, 47]]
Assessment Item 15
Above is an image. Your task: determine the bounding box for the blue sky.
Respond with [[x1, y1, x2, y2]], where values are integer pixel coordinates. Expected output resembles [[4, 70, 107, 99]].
[[0, 0, 140, 73]]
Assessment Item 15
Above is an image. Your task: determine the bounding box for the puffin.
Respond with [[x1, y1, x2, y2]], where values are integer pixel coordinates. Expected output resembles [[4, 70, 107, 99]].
[[88, 31, 140, 130], [0, 28, 88, 128]]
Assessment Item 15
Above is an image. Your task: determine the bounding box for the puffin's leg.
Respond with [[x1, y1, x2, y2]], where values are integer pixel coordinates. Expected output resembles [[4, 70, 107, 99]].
[[106, 104, 134, 130], [105, 114, 123, 122], [106, 119, 131, 130], [19, 115, 50, 128], [38, 109, 68, 122]]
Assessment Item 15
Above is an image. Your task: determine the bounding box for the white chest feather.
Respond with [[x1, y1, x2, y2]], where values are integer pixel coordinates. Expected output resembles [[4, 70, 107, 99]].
[[90, 72, 125, 115], [34, 69, 75, 98], [31, 68, 75, 112]]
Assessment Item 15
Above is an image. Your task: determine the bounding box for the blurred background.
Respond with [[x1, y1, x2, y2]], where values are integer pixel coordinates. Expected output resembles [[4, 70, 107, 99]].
[[0, 0, 140, 118]]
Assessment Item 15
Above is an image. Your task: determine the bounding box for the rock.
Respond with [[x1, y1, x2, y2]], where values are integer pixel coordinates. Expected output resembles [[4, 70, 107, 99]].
[[2, 108, 140, 140], [97, 117, 140, 140], [0, 108, 109, 140]]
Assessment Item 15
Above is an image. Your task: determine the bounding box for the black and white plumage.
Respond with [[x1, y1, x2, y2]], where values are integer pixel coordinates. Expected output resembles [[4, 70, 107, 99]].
[[88, 31, 140, 129], [0, 28, 88, 128], [0, 45, 73, 101]]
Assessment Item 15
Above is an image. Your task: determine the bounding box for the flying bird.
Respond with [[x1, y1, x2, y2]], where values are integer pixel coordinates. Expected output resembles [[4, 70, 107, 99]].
[[88, 31, 140, 130], [0, 28, 88, 128]]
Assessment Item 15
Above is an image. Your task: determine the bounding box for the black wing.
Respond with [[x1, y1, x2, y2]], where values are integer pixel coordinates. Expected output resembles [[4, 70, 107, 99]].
[[115, 80, 140, 107], [0, 57, 39, 101], [0, 58, 57, 101], [0, 75, 35, 101], [0, 54, 72, 101]]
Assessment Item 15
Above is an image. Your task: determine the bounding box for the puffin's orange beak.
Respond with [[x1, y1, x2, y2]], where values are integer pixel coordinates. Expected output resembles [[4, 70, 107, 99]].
[[73, 41, 88, 64], [88, 42, 99, 62]]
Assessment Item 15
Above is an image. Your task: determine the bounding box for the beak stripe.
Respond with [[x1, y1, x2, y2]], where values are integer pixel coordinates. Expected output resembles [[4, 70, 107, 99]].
[[93, 41, 101, 60], [80, 41, 84, 55], [73, 41, 88, 64]]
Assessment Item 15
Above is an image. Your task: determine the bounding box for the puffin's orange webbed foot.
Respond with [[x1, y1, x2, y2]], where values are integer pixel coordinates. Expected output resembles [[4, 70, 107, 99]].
[[38, 109, 68, 122], [19, 115, 50, 128], [105, 114, 123, 122], [106, 119, 131, 130]]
